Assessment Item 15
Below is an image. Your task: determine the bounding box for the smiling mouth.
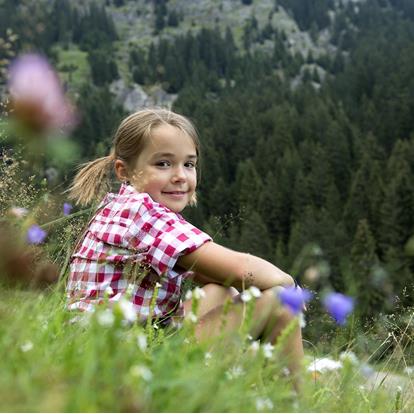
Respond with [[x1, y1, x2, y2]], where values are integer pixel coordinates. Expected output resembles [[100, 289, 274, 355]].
[[162, 191, 187, 195]]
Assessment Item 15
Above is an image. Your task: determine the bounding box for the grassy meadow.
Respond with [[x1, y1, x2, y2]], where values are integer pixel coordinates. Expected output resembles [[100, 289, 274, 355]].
[[0, 276, 413, 412]]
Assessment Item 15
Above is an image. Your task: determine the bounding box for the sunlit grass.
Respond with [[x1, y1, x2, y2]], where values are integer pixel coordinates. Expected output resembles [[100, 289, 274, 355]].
[[0, 280, 412, 412]]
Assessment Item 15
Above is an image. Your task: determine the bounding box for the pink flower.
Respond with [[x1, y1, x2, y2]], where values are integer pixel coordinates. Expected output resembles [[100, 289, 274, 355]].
[[8, 53, 77, 133]]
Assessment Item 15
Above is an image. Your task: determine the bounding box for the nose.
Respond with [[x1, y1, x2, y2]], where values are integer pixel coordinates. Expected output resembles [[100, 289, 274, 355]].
[[171, 165, 186, 182]]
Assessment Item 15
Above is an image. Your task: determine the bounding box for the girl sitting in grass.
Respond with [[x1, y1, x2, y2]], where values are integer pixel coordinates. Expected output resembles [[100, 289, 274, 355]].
[[66, 108, 304, 384]]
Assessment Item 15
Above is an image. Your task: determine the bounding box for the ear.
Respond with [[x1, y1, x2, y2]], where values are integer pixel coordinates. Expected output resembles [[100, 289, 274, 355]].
[[114, 159, 129, 182]]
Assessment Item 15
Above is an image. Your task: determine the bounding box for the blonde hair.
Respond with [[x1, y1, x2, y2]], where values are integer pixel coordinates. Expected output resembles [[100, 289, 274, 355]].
[[68, 108, 200, 206]]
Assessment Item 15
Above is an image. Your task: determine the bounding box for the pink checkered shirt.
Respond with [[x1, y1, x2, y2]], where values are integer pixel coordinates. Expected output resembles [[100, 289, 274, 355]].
[[66, 183, 211, 322]]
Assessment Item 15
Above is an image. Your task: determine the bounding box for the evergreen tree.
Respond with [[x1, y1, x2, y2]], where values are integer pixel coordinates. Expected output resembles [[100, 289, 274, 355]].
[[89, 50, 119, 86], [238, 209, 273, 261], [379, 161, 414, 255], [234, 159, 264, 210], [348, 219, 389, 318]]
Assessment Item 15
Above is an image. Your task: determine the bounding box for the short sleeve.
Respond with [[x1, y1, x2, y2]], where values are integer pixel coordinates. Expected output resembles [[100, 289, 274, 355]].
[[130, 201, 211, 278]]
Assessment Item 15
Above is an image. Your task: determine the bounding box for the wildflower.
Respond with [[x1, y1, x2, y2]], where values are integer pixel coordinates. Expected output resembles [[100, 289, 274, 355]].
[[204, 352, 212, 366], [63, 202, 73, 216], [8, 53, 76, 133], [155, 282, 161, 288], [118, 299, 137, 323], [9, 207, 28, 218], [104, 286, 114, 297], [186, 311, 197, 323], [323, 292, 354, 325], [137, 333, 147, 351], [226, 365, 245, 380], [403, 366, 414, 376], [255, 397, 274, 411], [339, 351, 359, 365], [248, 340, 260, 355], [307, 357, 342, 373], [97, 309, 115, 327], [130, 365, 153, 382], [193, 286, 206, 299], [26, 224, 47, 244], [185, 290, 193, 300], [240, 290, 252, 303], [20, 340, 33, 352], [262, 342, 274, 359], [278, 286, 312, 315], [249, 286, 261, 298]]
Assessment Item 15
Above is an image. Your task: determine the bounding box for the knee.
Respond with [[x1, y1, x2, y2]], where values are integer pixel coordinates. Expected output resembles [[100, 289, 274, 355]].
[[260, 288, 297, 323], [203, 283, 238, 299]]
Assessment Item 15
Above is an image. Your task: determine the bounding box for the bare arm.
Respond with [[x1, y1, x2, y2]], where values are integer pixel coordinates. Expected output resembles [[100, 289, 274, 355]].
[[177, 241, 294, 291]]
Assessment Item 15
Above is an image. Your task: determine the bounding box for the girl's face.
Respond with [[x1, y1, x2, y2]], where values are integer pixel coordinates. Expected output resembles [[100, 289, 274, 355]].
[[131, 124, 197, 213]]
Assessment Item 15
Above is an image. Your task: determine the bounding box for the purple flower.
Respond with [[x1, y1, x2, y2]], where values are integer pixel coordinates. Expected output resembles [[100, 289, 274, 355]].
[[26, 225, 47, 244], [323, 292, 354, 325], [8, 54, 77, 133], [278, 286, 312, 315], [63, 202, 73, 216]]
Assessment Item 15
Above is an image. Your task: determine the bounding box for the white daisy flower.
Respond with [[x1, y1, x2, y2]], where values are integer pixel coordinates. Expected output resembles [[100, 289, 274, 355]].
[[97, 309, 115, 327], [226, 365, 244, 380], [186, 312, 198, 323], [104, 286, 114, 296], [193, 287, 206, 300], [137, 333, 147, 351], [339, 351, 359, 365], [130, 365, 153, 382], [262, 342, 274, 359], [240, 290, 252, 303], [185, 290, 193, 300], [255, 397, 274, 411], [118, 299, 137, 323], [21, 340, 33, 352], [249, 286, 261, 298], [307, 357, 343, 373], [204, 352, 212, 366], [248, 341, 260, 355]]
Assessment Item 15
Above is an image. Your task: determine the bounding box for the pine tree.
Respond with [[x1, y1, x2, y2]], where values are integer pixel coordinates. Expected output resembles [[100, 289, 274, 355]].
[[238, 209, 272, 261], [349, 219, 389, 318], [234, 159, 264, 211]]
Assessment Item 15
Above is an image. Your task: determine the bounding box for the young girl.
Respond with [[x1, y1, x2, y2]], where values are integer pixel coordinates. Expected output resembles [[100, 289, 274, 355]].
[[66, 108, 304, 380]]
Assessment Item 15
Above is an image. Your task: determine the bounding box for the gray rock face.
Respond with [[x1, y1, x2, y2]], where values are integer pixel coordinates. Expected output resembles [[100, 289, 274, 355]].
[[110, 79, 177, 112]]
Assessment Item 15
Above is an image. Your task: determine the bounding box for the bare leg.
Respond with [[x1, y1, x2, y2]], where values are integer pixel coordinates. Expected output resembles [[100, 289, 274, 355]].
[[183, 282, 239, 318], [193, 287, 304, 390]]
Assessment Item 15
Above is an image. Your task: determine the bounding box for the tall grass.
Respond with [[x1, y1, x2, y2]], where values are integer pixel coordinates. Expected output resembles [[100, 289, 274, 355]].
[[0, 277, 412, 412]]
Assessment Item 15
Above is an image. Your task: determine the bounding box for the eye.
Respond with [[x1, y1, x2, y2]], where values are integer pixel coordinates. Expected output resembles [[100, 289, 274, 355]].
[[155, 160, 170, 168], [185, 161, 197, 168]]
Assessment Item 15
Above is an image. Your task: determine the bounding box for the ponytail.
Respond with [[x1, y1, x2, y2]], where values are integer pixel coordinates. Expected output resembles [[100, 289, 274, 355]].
[[68, 151, 115, 206]]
